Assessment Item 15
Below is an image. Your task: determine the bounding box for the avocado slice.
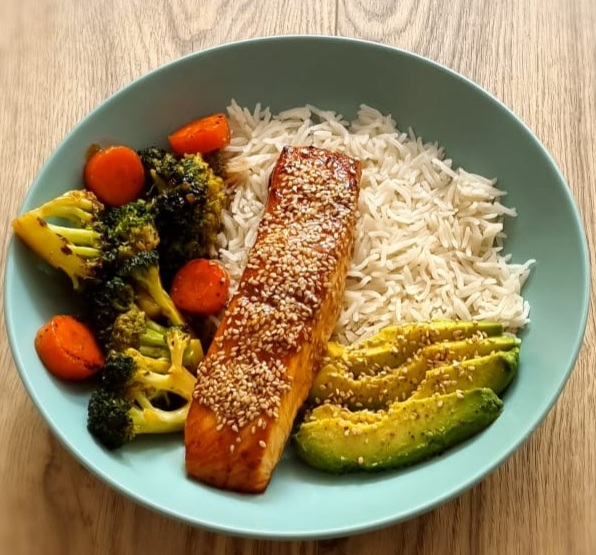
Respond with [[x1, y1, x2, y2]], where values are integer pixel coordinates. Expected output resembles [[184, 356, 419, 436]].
[[421, 334, 520, 368], [294, 388, 503, 473], [310, 334, 520, 410], [340, 320, 504, 377], [309, 356, 428, 409], [410, 348, 519, 399]]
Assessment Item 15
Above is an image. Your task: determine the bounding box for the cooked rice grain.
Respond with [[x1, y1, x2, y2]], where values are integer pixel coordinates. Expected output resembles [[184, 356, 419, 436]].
[[218, 101, 534, 344]]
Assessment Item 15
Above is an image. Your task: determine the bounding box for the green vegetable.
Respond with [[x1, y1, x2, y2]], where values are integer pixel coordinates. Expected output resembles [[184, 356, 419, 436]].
[[139, 147, 227, 285], [117, 250, 186, 326], [83, 276, 202, 366], [11, 190, 159, 290], [87, 327, 199, 449]]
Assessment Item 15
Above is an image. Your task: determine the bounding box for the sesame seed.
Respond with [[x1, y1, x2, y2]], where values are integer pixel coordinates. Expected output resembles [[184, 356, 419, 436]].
[[259, 440, 267, 449], [357, 456, 364, 465]]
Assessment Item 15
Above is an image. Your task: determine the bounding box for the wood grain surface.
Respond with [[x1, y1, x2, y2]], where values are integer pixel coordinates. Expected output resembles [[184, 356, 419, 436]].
[[1, 1, 595, 553]]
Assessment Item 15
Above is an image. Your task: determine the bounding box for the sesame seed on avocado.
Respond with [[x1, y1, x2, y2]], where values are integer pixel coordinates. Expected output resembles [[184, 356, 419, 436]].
[[293, 388, 503, 473], [345, 320, 505, 377], [410, 347, 519, 400], [310, 321, 520, 411]]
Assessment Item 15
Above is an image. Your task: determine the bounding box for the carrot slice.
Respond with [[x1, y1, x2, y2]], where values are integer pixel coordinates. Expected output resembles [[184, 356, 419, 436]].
[[168, 113, 231, 155], [84, 145, 145, 206], [170, 259, 230, 316], [35, 315, 104, 381]]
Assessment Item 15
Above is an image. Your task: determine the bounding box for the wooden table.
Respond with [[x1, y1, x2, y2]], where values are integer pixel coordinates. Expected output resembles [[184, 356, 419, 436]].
[[1, 1, 594, 553]]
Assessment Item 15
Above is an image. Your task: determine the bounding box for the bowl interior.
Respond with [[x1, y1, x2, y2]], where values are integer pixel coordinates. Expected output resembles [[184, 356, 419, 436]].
[[4, 36, 590, 539]]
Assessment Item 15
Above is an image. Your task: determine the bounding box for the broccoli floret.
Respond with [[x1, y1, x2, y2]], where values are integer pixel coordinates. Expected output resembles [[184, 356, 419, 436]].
[[84, 276, 203, 366], [102, 199, 159, 260], [139, 147, 180, 190], [83, 275, 161, 351], [117, 250, 186, 326], [100, 344, 195, 398], [109, 315, 203, 369], [12, 190, 105, 290], [83, 276, 135, 345], [108, 305, 174, 356], [87, 388, 191, 449], [12, 190, 159, 290], [139, 148, 227, 285], [87, 328, 199, 449]]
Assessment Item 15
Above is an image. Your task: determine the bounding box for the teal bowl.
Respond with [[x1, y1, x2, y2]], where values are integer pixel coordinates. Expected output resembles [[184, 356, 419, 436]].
[[4, 36, 590, 539]]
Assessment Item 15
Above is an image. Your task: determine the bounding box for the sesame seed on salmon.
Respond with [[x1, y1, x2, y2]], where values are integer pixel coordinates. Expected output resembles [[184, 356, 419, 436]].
[[184, 145, 361, 493]]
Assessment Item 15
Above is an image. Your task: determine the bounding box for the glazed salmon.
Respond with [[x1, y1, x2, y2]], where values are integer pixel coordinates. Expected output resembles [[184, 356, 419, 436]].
[[185, 145, 361, 492]]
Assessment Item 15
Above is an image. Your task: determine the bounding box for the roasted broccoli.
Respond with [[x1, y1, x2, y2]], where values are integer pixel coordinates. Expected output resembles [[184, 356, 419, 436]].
[[87, 388, 194, 449], [12, 190, 105, 289], [117, 250, 186, 326], [84, 275, 202, 365], [12, 190, 159, 290], [87, 327, 198, 449], [139, 147, 227, 285], [138, 147, 180, 185], [102, 199, 159, 259]]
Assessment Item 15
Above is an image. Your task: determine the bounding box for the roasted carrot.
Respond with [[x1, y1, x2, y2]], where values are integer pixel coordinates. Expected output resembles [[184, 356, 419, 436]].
[[35, 315, 104, 381], [168, 113, 231, 155], [170, 259, 230, 316], [83, 145, 145, 206]]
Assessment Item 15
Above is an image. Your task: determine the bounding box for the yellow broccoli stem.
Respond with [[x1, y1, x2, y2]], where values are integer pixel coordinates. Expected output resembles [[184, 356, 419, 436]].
[[12, 211, 93, 290], [126, 349, 170, 373], [125, 347, 197, 399], [134, 266, 186, 326], [130, 393, 190, 434], [46, 223, 101, 248], [138, 368, 196, 401], [35, 190, 103, 223]]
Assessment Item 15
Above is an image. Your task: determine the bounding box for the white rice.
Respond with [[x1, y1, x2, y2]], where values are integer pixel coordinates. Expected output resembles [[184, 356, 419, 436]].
[[217, 101, 534, 345]]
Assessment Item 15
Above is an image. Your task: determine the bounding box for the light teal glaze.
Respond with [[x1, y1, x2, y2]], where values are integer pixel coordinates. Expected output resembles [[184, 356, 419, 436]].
[[3, 36, 590, 539]]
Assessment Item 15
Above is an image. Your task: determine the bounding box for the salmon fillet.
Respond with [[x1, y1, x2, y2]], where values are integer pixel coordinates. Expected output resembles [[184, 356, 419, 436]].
[[185, 145, 361, 493]]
